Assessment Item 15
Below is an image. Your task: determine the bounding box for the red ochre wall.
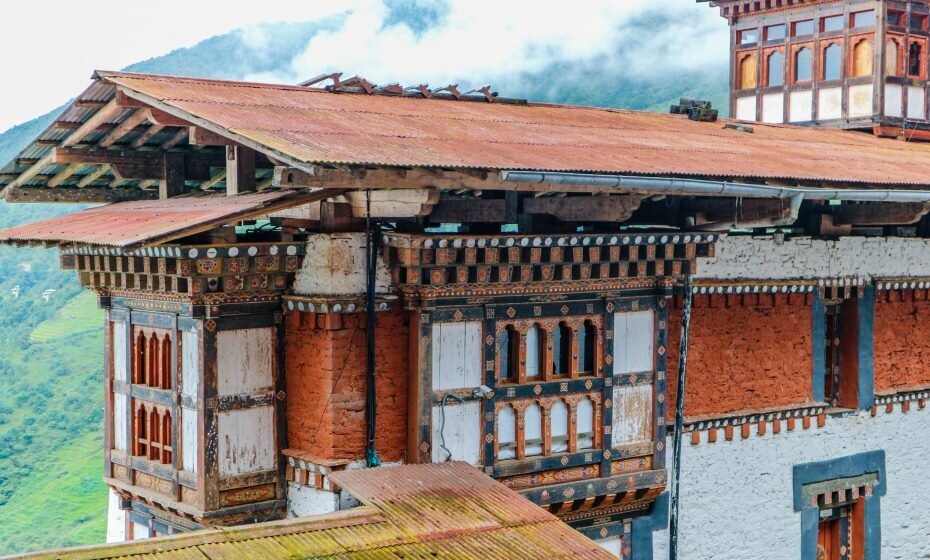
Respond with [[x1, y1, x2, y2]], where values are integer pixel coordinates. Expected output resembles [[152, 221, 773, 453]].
[[667, 293, 813, 421], [874, 290, 930, 394], [284, 309, 409, 463]]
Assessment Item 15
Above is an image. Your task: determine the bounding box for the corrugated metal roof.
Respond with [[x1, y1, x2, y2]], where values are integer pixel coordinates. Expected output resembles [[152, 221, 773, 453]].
[[0, 190, 333, 249], [90, 70, 930, 187], [7, 463, 616, 560]]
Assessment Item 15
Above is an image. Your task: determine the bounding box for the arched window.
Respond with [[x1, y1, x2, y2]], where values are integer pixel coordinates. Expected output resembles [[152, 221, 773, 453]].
[[577, 397, 595, 450], [525, 325, 542, 380], [852, 40, 873, 76], [161, 334, 172, 390], [147, 333, 159, 387], [498, 326, 517, 382], [134, 404, 147, 456], [552, 323, 571, 376], [162, 412, 172, 465], [886, 40, 899, 76], [149, 408, 161, 462], [525, 402, 543, 457], [497, 405, 516, 460], [551, 399, 569, 453], [795, 47, 812, 81], [767, 51, 785, 86], [133, 331, 146, 385], [910, 42, 923, 77], [739, 54, 758, 89], [823, 43, 841, 80], [578, 322, 596, 375]]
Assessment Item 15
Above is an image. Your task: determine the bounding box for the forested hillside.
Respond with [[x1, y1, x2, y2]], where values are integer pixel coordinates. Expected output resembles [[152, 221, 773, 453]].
[[0, 10, 727, 556]]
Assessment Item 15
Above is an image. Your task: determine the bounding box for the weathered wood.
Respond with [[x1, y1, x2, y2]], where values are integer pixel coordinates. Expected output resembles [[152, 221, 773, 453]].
[[523, 194, 642, 222], [274, 165, 622, 194], [344, 188, 439, 217], [98, 109, 151, 148], [190, 127, 237, 146], [148, 108, 193, 127], [833, 201, 930, 225], [63, 98, 121, 147], [131, 124, 165, 148], [428, 198, 507, 222], [46, 162, 83, 188], [77, 165, 111, 188], [160, 151, 186, 199], [162, 128, 189, 150], [52, 147, 222, 181], [226, 145, 256, 196], [319, 201, 360, 232], [3, 186, 158, 203], [683, 198, 792, 225], [116, 90, 149, 108]]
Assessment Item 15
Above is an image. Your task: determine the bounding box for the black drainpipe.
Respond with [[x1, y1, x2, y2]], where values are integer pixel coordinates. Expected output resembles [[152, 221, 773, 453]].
[[365, 190, 381, 468], [669, 275, 692, 560]]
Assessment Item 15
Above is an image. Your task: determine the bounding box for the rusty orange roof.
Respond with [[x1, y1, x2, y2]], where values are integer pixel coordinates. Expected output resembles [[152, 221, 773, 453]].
[[9, 463, 615, 560], [6, 70, 930, 203], [99, 71, 930, 187], [0, 189, 334, 249]]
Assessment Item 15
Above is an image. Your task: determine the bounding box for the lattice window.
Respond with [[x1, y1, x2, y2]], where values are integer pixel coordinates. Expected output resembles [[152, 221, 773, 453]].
[[497, 405, 517, 460], [550, 399, 570, 453], [577, 396, 596, 450], [524, 402, 544, 457]]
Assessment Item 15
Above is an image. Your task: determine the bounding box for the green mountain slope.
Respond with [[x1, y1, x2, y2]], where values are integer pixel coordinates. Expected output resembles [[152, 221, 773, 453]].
[[0, 11, 728, 556]]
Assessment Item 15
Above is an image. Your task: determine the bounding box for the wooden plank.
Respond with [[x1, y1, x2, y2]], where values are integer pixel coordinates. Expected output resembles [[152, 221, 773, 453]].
[[76, 165, 111, 188], [162, 129, 189, 150], [613, 311, 655, 375], [344, 189, 439, 217], [160, 151, 186, 199], [428, 198, 507, 222], [46, 163, 83, 188], [98, 109, 151, 148], [226, 145, 256, 195], [430, 401, 481, 463], [216, 329, 274, 396], [131, 124, 165, 148], [190, 127, 237, 146], [431, 321, 483, 391], [522, 194, 642, 222], [612, 384, 654, 446], [832, 201, 930, 225], [3, 186, 158, 203]]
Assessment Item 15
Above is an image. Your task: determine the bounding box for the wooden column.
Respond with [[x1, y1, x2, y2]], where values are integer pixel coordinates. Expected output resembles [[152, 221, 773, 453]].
[[159, 152, 185, 199], [226, 145, 256, 196]]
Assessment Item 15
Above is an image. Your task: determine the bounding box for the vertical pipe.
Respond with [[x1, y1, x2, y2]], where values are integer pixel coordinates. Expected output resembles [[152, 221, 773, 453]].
[[669, 275, 693, 560], [365, 190, 381, 468]]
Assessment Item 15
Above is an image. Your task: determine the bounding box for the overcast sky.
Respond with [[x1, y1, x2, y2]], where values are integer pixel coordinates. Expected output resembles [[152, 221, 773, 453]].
[[0, 0, 723, 133]]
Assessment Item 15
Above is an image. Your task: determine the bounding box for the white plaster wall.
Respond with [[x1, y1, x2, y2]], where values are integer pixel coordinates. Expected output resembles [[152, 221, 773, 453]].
[[698, 235, 930, 281], [818, 87, 842, 120], [595, 535, 623, 557], [789, 90, 813, 122], [652, 407, 930, 559], [735, 96, 757, 122], [106, 488, 126, 543], [908, 86, 926, 120], [885, 84, 903, 117], [287, 483, 339, 518], [848, 84, 873, 118], [761, 93, 784, 124], [293, 233, 392, 296], [431, 401, 481, 464], [132, 522, 151, 540]]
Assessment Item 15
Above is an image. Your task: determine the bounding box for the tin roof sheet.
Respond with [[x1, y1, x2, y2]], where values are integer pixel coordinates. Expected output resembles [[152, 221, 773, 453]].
[[92, 70, 930, 188], [0, 190, 329, 249], [7, 463, 615, 560]]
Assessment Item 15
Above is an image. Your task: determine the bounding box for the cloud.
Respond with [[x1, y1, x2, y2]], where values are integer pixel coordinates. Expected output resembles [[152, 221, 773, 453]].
[[247, 0, 729, 92]]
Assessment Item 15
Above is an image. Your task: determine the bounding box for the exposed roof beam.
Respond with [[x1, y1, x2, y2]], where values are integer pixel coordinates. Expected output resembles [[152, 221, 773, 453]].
[[98, 109, 151, 148], [51, 147, 223, 181], [131, 124, 165, 148], [161, 129, 188, 150], [46, 163, 84, 188], [62, 99, 120, 147], [200, 170, 226, 190], [77, 165, 111, 188], [3, 186, 158, 203]]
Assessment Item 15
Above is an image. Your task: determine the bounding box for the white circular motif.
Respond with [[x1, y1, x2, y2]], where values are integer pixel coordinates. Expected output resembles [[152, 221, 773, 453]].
[[207, 248, 218, 258], [188, 249, 199, 258], [228, 247, 239, 257], [248, 246, 258, 257], [287, 245, 297, 256], [270, 246, 279, 256]]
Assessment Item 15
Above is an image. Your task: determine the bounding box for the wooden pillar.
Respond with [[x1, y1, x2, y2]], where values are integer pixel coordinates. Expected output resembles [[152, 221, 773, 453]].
[[226, 145, 256, 196], [159, 152, 185, 199]]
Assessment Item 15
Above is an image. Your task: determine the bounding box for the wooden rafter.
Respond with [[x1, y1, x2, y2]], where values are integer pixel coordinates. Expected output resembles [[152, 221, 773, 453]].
[[200, 170, 227, 190], [3, 186, 158, 203], [161, 129, 188, 150], [131, 124, 165, 148], [98, 109, 151, 148], [77, 165, 111, 188], [46, 163, 84, 188]]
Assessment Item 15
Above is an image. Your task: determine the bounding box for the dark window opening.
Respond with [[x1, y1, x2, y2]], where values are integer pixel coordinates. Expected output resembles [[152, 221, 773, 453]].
[[851, 10, 875, 28], [910, 14, 927, 31], [578, 322, 596, 375], [824, 44, 842, 80], [765, 24, 786, 41], [552, 323, 571, 376], [498, 325, 517, 382], [795, 48, 813, 81], [909, 42, 923, 76], [768, 51, 785, 86], [823, 297, 859, 409], [738, 29, 758, 44], [792, 19, 814, 36], [821, 15, 844, 33], [888, 10, 904, 27]]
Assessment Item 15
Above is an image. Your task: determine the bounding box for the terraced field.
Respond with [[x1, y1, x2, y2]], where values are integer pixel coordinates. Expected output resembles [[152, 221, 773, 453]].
[[29, 292, 102, 344]]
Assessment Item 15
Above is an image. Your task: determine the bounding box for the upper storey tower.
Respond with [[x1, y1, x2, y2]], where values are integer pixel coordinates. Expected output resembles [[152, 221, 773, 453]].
[[704, 0, 930, 136]]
